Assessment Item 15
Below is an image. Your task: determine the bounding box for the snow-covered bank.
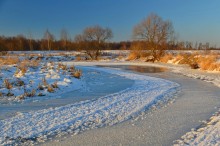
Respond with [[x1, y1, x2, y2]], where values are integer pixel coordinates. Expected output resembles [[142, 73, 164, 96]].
[[0, 61, 83, 103], [0, 67, 179, 145], [174, 111, 220, 146]]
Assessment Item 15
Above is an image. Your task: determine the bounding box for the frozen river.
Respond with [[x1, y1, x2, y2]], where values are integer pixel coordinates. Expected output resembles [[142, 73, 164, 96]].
[[0, 67, 134, 120]]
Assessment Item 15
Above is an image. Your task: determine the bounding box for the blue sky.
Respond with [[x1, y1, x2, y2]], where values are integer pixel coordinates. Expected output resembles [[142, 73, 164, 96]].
[[0, 0, 220, 46]]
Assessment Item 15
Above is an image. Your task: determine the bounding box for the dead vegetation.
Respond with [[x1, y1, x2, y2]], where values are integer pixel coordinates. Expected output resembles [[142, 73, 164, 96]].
[[71, 69, 82, 79], [0, 53, 84, 101], [158, 52, 220, 71]]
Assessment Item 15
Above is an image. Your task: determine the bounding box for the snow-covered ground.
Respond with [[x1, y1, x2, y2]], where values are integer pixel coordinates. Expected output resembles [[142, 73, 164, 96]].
[[0, 61, 82, 103], [1, 51, 220, 145], [0, 66, 179, 145]]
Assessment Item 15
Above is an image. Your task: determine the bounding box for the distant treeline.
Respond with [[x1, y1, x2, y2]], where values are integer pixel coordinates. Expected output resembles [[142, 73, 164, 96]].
[[0, 35, 219, 52]]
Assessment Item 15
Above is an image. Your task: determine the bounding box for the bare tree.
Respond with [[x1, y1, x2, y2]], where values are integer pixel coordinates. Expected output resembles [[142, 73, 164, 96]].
[[133, 13, 174, 61], [43, 29, 54, 51], [16, 34, 25, 51], [60, 28, 69, 51], [27, 31, 33, 51], [74, 25, 113, 60]]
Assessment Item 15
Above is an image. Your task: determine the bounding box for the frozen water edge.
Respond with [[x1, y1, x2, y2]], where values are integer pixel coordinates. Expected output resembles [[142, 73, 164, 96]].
[[0, 66, 179, 145]]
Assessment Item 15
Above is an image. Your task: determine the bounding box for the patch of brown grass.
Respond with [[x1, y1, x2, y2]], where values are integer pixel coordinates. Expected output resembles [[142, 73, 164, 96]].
[[0, 56, 19, 65]]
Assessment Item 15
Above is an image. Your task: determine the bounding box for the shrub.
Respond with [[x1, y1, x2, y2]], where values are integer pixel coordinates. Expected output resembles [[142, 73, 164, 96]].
[[160, 54, 173, 63], [127, 51, 140, 61], [71, 69, 82, 79], [197, 55, 218, 71], [75, 56, 82, 61], [189, 62, 199, 69], [38, 92, 45, 96], [19, 65, 28, 75], [4, 79, 13, 90], [38, 84, 44, 90], [25, 89, 36, 97], [15, 79, 25, 86], [42, 77, 48, 86], [51, 81, 59, 88], [58, 63, 67, 71], [69, 65, 75, 72], [47, 85, 54, 93]]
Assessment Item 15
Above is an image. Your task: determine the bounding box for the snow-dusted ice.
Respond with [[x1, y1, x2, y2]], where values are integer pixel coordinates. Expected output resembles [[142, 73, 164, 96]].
[[0, 67, 179, 145]]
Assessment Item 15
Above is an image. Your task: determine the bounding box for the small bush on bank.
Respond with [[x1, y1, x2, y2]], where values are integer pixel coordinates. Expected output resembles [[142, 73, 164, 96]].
[[47, 85, 54, 93], [71, 69, 82, 79]]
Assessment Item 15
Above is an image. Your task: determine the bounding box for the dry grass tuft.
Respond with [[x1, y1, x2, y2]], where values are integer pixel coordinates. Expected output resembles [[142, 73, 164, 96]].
[[47, 85, 54, 93], [58, 63, 68, 71], [71, 69, 82, 79], [127, 51, 140, 61], [15, 79, 25, 86], [197, 55, 218, 71], [25, 89, 36, 97], [0, 56, 19, 65], [75, 56, 82, 61], [4, 79, 13, 90], [51, 81, 59, 88], [160, 54, 173, 63], [42, 77, 48, 86]]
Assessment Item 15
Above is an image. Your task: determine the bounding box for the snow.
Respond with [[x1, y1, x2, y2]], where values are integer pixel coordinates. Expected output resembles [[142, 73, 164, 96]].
[[174, 112, 220, 146], [0, 62, 83, 103], [2, 50, 220, 145], [166, 66, 220, 145], [69, 61, 220, 146], [0, 66, 179, 145]]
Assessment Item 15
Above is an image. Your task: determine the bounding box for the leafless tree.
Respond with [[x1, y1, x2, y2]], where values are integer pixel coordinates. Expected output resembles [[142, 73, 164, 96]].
[[60, 28, 69, 51], [74, 25, 113, 60], [43, 29, 54, 51], [133, 13, 174, 61], [16, 35, 25, 51], [27, 31, 33, 51]]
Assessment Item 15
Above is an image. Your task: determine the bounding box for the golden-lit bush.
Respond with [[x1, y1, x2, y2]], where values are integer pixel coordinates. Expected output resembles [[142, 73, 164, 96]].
[[71, 69, 82, 79], [47, 85, 54, 93], [160, 54, 173, 63], [126, 51, 140, 61], [197, 55, 218, 71]]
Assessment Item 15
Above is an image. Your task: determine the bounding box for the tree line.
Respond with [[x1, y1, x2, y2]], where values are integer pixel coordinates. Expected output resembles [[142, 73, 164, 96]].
[[0, 14, 219, 57]]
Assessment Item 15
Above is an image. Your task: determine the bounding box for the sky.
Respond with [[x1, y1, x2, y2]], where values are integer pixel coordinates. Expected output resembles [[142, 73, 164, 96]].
[[0, 0, 220, 47]]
